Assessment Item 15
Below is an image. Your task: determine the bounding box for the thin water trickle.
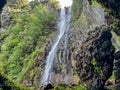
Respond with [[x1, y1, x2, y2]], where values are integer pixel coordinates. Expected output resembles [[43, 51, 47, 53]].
[[41, 0, 73, 86]]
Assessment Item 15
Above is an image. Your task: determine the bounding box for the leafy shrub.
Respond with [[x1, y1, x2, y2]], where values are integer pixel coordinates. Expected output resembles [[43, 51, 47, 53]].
[[0, 4, 56, 83]]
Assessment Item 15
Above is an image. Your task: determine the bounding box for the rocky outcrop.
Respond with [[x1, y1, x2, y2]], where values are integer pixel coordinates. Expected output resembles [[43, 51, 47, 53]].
[[76, 26, 115, 90], [93, 1, 120, 90], [71, 0, 120, 89], [57, 0, 117, 89]]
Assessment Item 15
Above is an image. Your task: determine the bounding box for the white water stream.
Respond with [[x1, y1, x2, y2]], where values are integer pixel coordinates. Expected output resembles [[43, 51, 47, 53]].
[[41, 0, 73, 85]]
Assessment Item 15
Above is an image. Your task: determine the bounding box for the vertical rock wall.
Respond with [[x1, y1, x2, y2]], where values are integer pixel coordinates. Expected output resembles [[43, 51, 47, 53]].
[[71, 0, 116, 89]]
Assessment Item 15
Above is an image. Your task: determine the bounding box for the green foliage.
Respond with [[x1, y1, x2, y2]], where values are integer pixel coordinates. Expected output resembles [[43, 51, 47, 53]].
[[73, 85, 87, 90], [50, 84, 87, 90], [7, 0, 29, 7], [91, 58, 107, 80], [91, 58, 101, 73], [0, 73, 30, 90], [108, 72, 115, 83], [72, 0, 83, 20], [0, 4, 56, 83], [91, 1, 98, 7], [91, 58, 97, 65]]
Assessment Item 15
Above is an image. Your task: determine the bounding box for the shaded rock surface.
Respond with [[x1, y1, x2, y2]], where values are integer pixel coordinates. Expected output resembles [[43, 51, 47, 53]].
[[94, 0, 120, 90], [114, 51, 120, 90]]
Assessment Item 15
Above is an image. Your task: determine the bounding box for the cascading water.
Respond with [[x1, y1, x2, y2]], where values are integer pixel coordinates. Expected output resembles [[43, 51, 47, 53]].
[[41, 0, 73, 86]]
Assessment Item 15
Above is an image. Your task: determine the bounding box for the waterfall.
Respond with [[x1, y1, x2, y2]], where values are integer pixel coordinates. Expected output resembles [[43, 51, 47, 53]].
[[41, 0, 73, 86]]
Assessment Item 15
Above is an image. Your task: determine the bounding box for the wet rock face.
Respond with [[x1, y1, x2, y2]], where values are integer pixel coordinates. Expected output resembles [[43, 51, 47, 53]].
[[76, 26, 115, 90]]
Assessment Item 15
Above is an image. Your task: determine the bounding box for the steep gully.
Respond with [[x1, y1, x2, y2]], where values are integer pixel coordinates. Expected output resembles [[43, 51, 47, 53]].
[[40, 0, 73, 86]]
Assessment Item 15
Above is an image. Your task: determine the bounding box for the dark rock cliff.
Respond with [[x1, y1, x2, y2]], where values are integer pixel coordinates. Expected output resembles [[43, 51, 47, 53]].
[[93, 0, 120, 90], [76, 0, 120, 90], [76, 26, 115, 90], [73, 0, 120, 89]]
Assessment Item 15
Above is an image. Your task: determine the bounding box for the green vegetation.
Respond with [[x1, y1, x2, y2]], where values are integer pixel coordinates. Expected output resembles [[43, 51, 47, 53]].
[[0, 73, 30, 90], [50, 84, 87, 90], [108, 72, 115, 83], [91, 58, 107, 80], [91, 1, 99, 7], [91, 58, 101, 73], [7, 0, 29, 7], [0, 3, 56, 84], [91, 58, 97, 65], [72, 0, 83, 20], [111, 31, 120, 51], [105, 75, 115, 90]]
